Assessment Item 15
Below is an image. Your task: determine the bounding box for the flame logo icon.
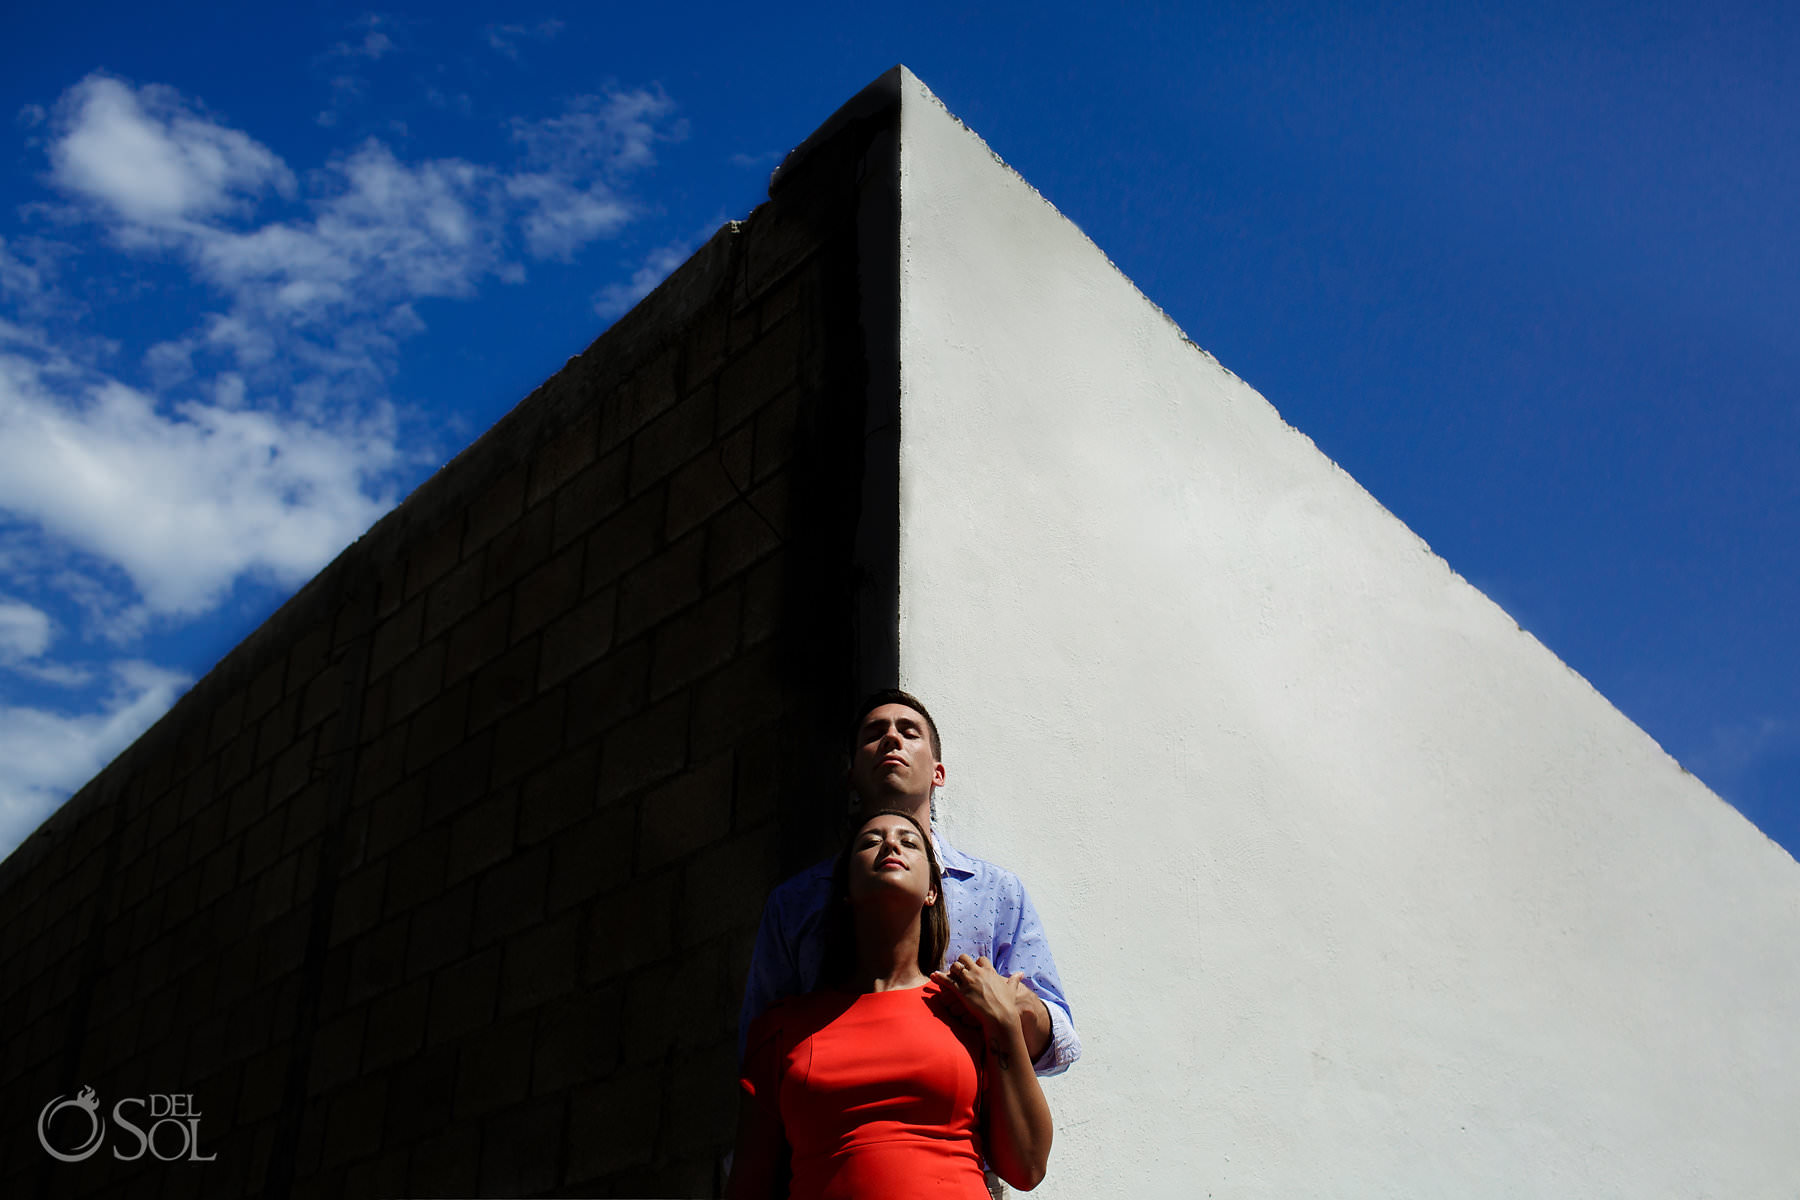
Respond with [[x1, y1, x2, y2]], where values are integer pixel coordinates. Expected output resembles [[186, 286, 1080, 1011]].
[[38, 1086, 105, 1162]]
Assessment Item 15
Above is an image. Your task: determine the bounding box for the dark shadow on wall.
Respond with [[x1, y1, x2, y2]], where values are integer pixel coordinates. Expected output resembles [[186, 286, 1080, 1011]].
[[1, 72, 906, 1200]]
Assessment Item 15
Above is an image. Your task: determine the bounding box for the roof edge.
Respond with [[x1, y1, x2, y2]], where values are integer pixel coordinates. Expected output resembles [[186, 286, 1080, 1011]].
[[769, 65, 909, 194]]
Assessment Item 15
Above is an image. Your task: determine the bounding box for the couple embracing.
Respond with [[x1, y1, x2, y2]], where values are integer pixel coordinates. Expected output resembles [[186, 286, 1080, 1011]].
[[729, 690, 1080, 1199]]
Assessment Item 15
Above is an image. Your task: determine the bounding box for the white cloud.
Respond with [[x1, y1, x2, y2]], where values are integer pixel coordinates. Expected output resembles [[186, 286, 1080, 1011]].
[[511, 88, 681, 179], [194, 142, 508, 325], [48, 75, 295, 232], [0, 598, 52, 660], [43, 75, 686, 329], [424, 88, 474, 116], [0, 237, 43, 298], [13, 660, 95, 687], [593, 239, 696, 319], [42, 76, 512, 349], [146, 312, 282, 387], [332, 30, 394, 62], [0, 72, 693, 844], [0, 347, 398, 616], [485, 19, 565, 60], [508, 174, 632, 260], [0, 598, 88, 685], [0, 68, 714, 863], [0, 237, 78, 326], [0, 317, 53, 353], [38, 76, 685, 361], [313, 12, 396, 130], [504, 89, 684, 260], [0, 660, 188, 860]]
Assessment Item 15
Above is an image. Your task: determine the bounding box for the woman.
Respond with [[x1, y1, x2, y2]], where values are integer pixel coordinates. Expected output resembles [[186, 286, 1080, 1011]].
[[729, 809, 1054, 1198]]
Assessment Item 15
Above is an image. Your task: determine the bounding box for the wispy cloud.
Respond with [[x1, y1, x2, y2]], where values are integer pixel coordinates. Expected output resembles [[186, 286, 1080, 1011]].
[[593, 238, 696, 319], [1, 65, 688, 858], [43, 76, 686, 353], [195, 143, 510, 319], [485, 19, 565, 61], [507, 172, 633, 261], [0, 596, 90, 686], [507, 89, 686, 260], [0, 661, 190, 855], [329, 29, 395, 63], [24, 73, 689, 407], [0, 237, 45, 301], [510, 87, 683, 178], [314, 14, 406, 127], [1686, 715, 1799, 786]]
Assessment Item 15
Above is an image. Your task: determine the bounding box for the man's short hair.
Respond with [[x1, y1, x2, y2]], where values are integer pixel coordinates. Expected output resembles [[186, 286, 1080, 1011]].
[[849, 688, 942, 761]]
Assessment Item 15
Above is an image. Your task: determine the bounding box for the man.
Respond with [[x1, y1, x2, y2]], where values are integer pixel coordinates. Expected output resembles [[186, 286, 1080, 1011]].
[[738, 689, 1080, 1075]]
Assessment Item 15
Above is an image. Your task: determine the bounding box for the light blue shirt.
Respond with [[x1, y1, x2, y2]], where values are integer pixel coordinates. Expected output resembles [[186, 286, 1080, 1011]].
[[737, 828, 1081, 1076]]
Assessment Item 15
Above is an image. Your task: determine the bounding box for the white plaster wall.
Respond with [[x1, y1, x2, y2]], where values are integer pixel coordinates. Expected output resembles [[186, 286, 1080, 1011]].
[[892, 68, 1800, 1198]]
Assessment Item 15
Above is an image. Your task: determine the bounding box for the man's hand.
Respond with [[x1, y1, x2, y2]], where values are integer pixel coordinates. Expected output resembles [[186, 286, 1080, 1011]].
[[932, 954, 1023, 1038]]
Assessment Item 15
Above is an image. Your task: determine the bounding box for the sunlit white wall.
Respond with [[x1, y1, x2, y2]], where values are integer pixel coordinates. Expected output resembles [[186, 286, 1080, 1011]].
[[892, 67, 1800, 1199]]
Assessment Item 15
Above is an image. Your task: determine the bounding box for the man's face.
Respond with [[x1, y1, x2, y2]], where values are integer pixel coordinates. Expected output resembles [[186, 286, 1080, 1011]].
[[848, 703, 945, 807]]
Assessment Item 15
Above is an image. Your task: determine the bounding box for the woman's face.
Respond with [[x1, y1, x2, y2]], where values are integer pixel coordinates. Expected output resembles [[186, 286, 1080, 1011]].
[[846, 814, 936, 910]]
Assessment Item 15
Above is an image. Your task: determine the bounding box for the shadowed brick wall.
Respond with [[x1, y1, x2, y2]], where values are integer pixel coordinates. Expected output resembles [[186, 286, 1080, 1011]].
[[1, 86, 901, 1200]]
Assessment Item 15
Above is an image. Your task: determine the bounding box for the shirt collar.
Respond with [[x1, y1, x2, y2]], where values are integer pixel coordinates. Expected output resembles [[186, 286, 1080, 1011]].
[[929, 823, 978, 879]]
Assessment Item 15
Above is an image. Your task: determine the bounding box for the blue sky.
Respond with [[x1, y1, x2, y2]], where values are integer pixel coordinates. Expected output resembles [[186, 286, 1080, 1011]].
[[1, 2, 1794, 863]]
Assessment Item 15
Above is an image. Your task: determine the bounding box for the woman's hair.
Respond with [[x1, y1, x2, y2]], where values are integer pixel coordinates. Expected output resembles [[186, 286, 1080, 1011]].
[[820, 808, 950, 985]]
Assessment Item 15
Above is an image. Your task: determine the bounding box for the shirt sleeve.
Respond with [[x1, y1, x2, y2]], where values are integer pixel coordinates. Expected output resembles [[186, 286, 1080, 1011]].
[[990, 873, 1082, 1077], [738, 888, 802, 1065]]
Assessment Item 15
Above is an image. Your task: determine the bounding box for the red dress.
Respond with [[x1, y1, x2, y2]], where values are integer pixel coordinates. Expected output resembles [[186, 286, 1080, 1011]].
[[740, 981, 989, 1199]]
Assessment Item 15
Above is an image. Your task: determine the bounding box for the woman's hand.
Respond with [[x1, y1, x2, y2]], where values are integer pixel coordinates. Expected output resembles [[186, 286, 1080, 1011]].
[[934, 953, 1054, 1190], [932, 954, 1023, 1040]]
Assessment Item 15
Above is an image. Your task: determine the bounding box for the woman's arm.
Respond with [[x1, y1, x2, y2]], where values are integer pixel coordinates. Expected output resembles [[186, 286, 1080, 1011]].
[[1011, 973, 1056, 1064], [936, 954, 1054, 1190], [726, 1091, 787, 1200]]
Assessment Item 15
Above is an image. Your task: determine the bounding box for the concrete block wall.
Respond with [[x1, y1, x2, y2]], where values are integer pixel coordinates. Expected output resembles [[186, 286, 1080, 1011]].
[[0, 93, 899, 1200]]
